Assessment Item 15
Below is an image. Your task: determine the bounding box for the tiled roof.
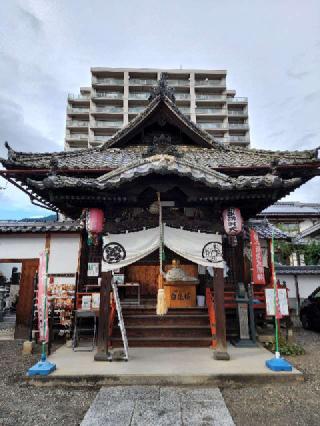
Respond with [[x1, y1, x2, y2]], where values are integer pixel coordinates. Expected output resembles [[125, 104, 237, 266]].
[[293, 222, 320, 244], [2, 144, 318, 171], [26, 155, 303, 191], [248, 219, 290, 240], [0, 220, 82, 233], [276, 265, 320, 275], [260, 202, 320, 216], [1, 94, 319, 171]]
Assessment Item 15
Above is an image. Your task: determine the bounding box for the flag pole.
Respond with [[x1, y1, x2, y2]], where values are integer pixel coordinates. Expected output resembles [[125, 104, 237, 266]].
[[28, 249, 56, 376], [265, 231, 292, 371]]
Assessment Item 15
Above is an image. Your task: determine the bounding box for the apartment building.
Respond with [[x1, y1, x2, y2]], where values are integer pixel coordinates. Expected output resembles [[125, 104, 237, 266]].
[[65, 68, 250, 150]]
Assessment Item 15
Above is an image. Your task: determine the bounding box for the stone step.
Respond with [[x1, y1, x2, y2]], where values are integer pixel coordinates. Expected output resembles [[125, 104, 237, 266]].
[[124, 314, 210, 326], [111, 336, 212, 347], [113, 325, 212, 338]]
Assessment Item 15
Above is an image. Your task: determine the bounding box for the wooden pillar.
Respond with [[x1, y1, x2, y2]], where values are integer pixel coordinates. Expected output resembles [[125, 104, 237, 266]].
[[213, 268, 230, 360], [94, 271, 112, 361], [294, 274, 301, 314]]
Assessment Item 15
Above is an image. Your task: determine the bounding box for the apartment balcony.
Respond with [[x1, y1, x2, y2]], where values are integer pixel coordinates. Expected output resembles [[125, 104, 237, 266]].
[[228, 110, 248, 116], [178, 107, 190, 115], [93, 78, 124, 86], [93, 135, 113, 143], [65, 134, 89, 141], [94, 92, 123, 100], [66, 120, 89, 128], [128, 106, 146, 114], [167, 79, 189, 87], [228, 136, 250, 143], [227, 97, 248, 103], [94, 121, 123, 128], [67, 106, 89, 114], [129, 78, 157, 86], [229, 123, 249, 130], [68, 93, 90, 101], [196, 108, 227, 116], [195, 80, 225, 87], [129, 92, 150, 100], [94, 107, 124, 116], [66, 141, 88, 151], [197, 122, 227, 130], [196, 94, 226, 101], [175, 93, 190, 100]]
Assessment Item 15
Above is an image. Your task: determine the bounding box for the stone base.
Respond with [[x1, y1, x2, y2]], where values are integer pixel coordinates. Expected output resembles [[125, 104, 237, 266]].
[[94, 351, 112, 362], [232, 339, 259, 348], [213, 350, 230, 361], [22, 340, 33, 355]]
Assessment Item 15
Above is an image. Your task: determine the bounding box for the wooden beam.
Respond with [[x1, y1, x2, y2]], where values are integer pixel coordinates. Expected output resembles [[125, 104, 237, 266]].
[[94, 271, 112, 361], [213, 268, 230, 360]]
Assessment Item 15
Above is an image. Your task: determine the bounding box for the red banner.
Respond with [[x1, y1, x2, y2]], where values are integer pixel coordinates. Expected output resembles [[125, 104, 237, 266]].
[[250, 229, 265, 284], [222, 207, 243, 235]]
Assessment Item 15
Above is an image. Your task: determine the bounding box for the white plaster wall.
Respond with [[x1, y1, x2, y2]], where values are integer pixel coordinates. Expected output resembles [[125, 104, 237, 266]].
[[48, 234, 80, 274], [277, 273, 320, 310], [0, 235, 45, 259]]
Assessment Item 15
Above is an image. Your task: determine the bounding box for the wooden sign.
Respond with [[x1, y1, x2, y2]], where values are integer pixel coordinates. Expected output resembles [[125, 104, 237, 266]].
[[223, 207, 243, 235], [250, 229, 266, 284]]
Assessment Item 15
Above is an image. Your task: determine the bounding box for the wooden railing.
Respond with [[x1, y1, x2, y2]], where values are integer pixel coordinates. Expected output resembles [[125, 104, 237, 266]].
[[205, 288, 217, 349]]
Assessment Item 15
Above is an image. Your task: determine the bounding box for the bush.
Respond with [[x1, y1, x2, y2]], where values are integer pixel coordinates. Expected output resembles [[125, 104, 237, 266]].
[[265, 335, 305, 356]]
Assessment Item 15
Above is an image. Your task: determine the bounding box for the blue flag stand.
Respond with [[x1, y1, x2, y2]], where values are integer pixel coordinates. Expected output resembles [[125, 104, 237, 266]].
[[265, 234, 292, 372], [28, 250, 56, 376]]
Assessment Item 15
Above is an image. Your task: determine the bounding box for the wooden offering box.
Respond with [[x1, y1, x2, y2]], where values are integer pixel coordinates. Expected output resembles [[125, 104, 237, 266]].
[[164, 280, 198, 308]]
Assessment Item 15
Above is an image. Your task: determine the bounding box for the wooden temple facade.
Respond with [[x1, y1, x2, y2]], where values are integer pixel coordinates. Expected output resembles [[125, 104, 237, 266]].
[[1, 76, 319, 360]]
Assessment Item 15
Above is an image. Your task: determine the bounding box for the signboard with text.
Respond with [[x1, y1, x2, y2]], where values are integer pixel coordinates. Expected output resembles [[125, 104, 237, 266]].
[[250, 229, 266, 284]]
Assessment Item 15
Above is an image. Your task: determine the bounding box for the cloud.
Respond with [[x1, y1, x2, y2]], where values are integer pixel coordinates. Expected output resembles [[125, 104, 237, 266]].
[[0, 96, 60, 157], [286, 70, 310, 80], [18, 4, 43, 34], [303, 90, 320, 103]]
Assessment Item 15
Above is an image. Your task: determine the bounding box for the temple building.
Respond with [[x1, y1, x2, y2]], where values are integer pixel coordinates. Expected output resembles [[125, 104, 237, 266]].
[[1, 76, 319, 361]]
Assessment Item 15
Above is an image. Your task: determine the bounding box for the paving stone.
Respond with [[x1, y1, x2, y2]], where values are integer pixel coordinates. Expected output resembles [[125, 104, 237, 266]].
[[81, 386, 235, 426], [131, 400, 181, 426], [181, 400, 235, 426], [98, 385, 160, 401], [81, 400, 134, 426], [161, 387, 222, 402]]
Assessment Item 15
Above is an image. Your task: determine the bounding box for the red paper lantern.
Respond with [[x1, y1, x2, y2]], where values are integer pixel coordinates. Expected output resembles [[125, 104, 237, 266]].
[[222, 207, 243, 235], [86, 208, 104, 234]]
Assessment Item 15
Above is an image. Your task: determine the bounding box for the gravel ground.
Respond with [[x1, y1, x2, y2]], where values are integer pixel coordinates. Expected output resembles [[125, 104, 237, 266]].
[[0, 341, 97, 426], [0, 327, 319, 426], [223, 327, 320, 426]]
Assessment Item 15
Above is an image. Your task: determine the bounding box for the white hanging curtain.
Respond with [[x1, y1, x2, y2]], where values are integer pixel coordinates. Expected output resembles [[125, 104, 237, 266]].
[[163, 225, 224, 269], [101, 227, 160, 272], [101, 226, 224, 271]]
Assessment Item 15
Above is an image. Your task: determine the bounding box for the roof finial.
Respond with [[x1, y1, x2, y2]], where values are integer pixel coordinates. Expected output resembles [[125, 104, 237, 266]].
[[148, 73, 176, 103], [4, 141, 16, 160]]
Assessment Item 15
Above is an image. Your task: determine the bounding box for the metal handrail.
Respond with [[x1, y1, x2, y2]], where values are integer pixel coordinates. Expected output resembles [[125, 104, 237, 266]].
[[195, 80, 225, 86], [227, 97, 248, 102]]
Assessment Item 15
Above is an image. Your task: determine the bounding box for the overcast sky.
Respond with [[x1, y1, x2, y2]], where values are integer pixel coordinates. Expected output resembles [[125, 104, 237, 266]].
[[0, 0, 319, 219]]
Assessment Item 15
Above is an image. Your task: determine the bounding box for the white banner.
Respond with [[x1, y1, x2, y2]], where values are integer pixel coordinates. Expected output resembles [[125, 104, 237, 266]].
[[164, 225, 223, 268], [101, 226, 224, 271], [101, 227, 160, 272]]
